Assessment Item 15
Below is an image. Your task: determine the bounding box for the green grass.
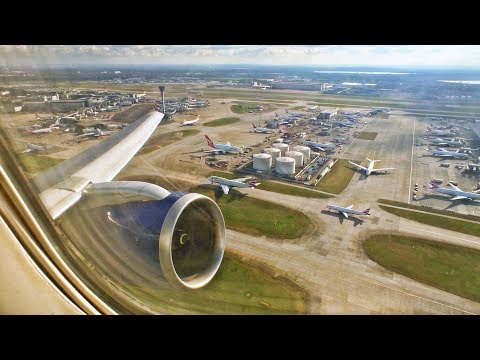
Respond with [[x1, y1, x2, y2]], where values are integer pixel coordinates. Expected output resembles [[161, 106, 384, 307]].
[[378, 199, 480, 223], [364, 234, 480, 303], [315, 159, 360, 194], [17, 154, 63, 174], [122, 254, 307, 314], [191, 185, 312, 239], [208, 171, 332, 199], [230, 102, 277, 114], [203, 117, 240, 127], [379, 205, 480, 237], [137, 129, 200, 155], [356, 131, 378, 140]]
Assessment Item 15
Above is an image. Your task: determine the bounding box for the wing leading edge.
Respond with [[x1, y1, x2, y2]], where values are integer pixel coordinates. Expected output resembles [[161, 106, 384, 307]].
[[34, 111, 164, 219]]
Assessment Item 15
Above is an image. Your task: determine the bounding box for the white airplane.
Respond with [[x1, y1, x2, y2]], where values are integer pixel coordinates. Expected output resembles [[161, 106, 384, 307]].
[[428, 129, 457, 137], [430, 138, 463, 147], [207, 175, 260, 194], [305, 140, 336, 152], [467, 163, 480, 171], [204, 135, 243, 154], [348, 158, 395, 176], [29, 125, 57, 134], [252, 124, 274, 133], [369, 105, 390, 113], [181, 117, 199, 126], [425, 146, 469, 159], [429, 182, 480, 201], [326, 204, 371, 218], [22, 143, 51, 153], [285, 110, 306, 118], [30, 108, 227, 291]]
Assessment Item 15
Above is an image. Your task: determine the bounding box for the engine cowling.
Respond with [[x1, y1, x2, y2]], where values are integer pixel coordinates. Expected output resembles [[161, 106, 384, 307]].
[[85, 181, 225, 289]]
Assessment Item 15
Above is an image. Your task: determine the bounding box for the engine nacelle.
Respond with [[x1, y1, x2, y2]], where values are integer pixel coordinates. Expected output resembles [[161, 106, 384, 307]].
[[85, 181, 225, 289]]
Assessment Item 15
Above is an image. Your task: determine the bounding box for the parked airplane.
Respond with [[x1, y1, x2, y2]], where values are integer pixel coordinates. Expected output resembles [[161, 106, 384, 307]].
[[204, 135, 243, 154], [349, 158, 395, 176], [430, 138, 463, 147], [334, 121, 354, 128], [285, 110, 306, 117], [428, 129, 457, 137], [326, 204, 371, 218], [29, 125, 56, 134], [252, 124, 274, 133], [425, 146, 469, 159], [207, 175, 260, 194], [181, 117, 199, 126], [305, 140, 336, 151], [429, 182, 480, 201], [22, 143, 51, 153]]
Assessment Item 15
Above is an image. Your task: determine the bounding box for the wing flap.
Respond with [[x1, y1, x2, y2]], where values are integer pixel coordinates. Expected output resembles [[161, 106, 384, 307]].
[[221, 184, 230, 194], [341, 211, 349, 218]]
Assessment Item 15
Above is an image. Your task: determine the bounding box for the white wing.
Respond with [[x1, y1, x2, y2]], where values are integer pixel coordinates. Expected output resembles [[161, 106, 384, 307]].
[[451, 196, 469, 200], [220, 184, 230, 194], [341, 212, 349, 218], [34, 111, 164, 219], [372, 168, 395, 173], [349, 161, 367, 172], [346, 205, 354, 209], [448, 183, 462, 192]]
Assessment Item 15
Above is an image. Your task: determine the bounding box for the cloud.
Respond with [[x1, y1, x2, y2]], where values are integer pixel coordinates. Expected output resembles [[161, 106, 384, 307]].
[[1, 45, 480, 67]]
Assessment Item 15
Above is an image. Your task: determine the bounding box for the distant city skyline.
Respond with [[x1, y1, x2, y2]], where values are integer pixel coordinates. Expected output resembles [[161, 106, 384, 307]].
[[2, 45, 480, 68]]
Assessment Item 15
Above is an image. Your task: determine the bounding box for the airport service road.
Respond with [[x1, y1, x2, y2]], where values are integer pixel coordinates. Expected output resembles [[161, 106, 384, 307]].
[[119, 165, 480, 314]]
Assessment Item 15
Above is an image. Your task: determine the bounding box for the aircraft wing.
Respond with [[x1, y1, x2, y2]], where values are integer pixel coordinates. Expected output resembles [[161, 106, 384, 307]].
[[448, 183, 462, 192], [203, 149, 222, 154], [346, 205, 354, 209], [33, 111, 164, 219], [451, 196, 469, 201], [220, 184, 230, 194], [349, 161, 367, 172], [341, 211, 349, 218], [372, 167, 395, 173]]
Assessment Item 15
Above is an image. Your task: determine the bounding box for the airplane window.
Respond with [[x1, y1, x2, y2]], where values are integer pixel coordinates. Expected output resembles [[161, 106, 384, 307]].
[[2, 45, 480, 315]]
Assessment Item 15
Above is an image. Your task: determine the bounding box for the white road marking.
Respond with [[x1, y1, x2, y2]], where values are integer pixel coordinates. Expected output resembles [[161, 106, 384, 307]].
[[408, 116, 416, 204]]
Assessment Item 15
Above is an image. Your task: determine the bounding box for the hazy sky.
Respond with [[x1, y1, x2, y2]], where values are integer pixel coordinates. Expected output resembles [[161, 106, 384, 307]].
[[2, 45, 480, 67]]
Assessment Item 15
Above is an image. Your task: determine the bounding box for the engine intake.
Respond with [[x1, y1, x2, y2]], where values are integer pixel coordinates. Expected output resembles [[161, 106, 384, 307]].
[[88, 181, 225, 289]]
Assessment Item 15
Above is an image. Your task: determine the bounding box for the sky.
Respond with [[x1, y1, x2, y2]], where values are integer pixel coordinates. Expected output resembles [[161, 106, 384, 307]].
[[2, 45, 480, 68]]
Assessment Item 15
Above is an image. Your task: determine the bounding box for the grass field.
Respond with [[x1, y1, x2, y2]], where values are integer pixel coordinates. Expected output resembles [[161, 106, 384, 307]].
[[123, 254, 307, 314], [230, 102, 278, 114], [356, 131, 378, 140], [17, 154, 64, 174], [208, 171, 332, 199], [315, 159, 360, 194], [137, 129, 199, 155], [364, 234, 480, 303], [191, 185, 312, 239], [203, 117, 240, 127], [378, 199, 480, 223], [379, 204, 480, 237]]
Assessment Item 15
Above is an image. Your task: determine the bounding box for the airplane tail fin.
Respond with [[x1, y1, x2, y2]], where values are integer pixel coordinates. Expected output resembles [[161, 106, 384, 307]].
[[363, 208, 371, 216], [204, 135, 215, 148]]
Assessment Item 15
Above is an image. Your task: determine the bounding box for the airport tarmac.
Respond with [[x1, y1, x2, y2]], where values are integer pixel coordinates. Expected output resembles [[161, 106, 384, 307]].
[[118, 105, 480, 314], [8, 96, 480, 314]]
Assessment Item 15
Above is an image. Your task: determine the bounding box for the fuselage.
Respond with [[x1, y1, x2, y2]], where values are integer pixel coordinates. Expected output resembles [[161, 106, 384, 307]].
[[431, 138, 463, 147], [366, 160, 375, 176], [213, 143, 242, 153], [433, 187, 480, 200], [429, 149, 469, 159], [327, 204, 370, 216], [208, 176, 252, 188], [306, 141, 335, 150]]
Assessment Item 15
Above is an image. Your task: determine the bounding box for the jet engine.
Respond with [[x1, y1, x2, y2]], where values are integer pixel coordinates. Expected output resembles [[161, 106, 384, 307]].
[[84, 181, 225, 289]]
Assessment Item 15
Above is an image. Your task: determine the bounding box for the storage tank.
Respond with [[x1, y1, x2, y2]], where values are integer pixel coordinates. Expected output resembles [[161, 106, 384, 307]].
[[253, 153, 272, 171], [275, 157, 296, 175], [285, 151, 303, 167], [263, 147, 281, 163], [272, 143, 289, 156], [293, 145, 310, 163]]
